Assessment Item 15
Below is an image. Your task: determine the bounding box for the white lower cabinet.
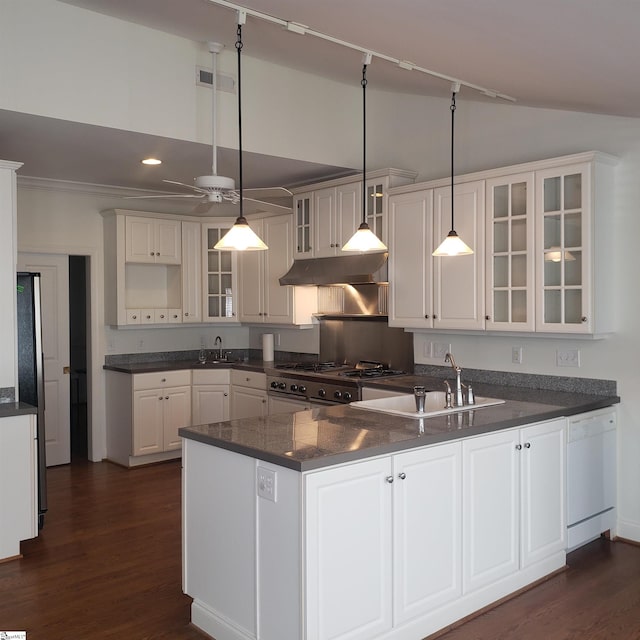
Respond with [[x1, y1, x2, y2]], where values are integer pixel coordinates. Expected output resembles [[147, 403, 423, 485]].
[[191, 369, 230, 425], [267, 395, 311, 414], [230, 370, 267, 419], [462, 418, 566, 593], [106, 369, 191, 467]]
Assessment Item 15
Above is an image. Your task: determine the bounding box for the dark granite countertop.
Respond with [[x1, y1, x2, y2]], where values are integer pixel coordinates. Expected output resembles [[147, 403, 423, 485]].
[[104, 359, 269, 374], [179, 382, 619, 472], [0, 402, 38, 418]]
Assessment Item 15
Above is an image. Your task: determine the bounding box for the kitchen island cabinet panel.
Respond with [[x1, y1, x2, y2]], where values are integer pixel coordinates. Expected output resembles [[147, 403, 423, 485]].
[[305, 457, 393, 640]]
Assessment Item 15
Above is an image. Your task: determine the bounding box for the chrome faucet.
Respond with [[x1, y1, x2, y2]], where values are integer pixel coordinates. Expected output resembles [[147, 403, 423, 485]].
[[444, 352, 464, 407], [214, 336, 223, 360]]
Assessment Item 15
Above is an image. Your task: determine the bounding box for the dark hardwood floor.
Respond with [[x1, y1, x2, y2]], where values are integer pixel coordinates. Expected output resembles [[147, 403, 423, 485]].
[[1, 459, 639, 639]]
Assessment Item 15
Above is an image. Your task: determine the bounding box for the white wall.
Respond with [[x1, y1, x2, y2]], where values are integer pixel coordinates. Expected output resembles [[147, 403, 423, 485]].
[[7, 0, 640, 542]]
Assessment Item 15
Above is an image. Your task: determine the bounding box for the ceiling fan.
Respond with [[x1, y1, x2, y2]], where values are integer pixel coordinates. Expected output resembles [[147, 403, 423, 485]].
[[128, 42, 292, 215]]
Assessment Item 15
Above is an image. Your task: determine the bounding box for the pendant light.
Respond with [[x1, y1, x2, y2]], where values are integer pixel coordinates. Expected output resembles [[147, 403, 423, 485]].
[[342, 54, 387, 253], [215, 14, 268, 251], [433, 84, 473, 257]]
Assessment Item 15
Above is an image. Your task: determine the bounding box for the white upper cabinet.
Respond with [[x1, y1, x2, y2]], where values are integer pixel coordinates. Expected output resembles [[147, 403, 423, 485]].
[[534, 155, 615, 334], [238, 214, 317, 325], [388, 189, 434, 328], [388, 151, 616, 336], [485, 172, 535, 331], [292, 169, 417, 260], [433, 180, 485, 331], [181, 221, 202, 323], [125, 216, 181, 264], [201, 222, 239, 323]]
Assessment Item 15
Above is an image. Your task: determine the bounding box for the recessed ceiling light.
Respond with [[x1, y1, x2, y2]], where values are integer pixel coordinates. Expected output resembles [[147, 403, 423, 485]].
[[141, 158, 162, 165]]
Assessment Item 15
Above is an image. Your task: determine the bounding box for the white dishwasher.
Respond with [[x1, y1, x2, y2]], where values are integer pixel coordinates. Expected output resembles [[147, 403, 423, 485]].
[[567, 406, 617, 551]]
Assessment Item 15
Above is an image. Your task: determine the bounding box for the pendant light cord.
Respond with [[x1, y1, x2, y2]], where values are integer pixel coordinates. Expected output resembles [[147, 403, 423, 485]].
[[361, 63, 368, 226], [450, 91, 456, 232], [236, 24, 245, 221]]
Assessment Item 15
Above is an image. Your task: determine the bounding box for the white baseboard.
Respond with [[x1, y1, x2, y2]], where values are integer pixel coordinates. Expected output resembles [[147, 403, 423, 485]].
[[616, 518, 640, 544]]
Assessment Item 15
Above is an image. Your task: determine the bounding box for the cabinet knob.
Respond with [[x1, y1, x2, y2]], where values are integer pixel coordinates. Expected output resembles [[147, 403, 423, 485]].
[[424, 314, 430, 319], [132, 315, 137, 320], [155, 252, 160, 256], [485, 315, 490, 320], [581, 316, 588, 323], [515, 444, 522, 450], [158, 396, 163, 400], [524, 442, 531, 448], [398, 472, 407, 480], [433, 314, 438, 319], [386, 476, 394, 484], [160, 314, 165, 319], [150, 252, 154, 256], [165, 396, 169, 400], [173, 314, 179, 319], [224, 393, 228, 397], [185, 312, 189, 317], [161, 378, 166, 382]]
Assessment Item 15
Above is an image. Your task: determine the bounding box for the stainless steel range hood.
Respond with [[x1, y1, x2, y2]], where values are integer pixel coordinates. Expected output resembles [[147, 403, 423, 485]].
[[279, 252, 387, 286]]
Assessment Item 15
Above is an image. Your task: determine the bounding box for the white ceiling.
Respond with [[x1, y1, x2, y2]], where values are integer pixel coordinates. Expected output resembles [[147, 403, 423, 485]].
[[7, 0, 640, 201]]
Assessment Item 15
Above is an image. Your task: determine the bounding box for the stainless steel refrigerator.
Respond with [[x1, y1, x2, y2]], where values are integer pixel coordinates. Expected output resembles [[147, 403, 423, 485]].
[[17, 272, 47, 529]]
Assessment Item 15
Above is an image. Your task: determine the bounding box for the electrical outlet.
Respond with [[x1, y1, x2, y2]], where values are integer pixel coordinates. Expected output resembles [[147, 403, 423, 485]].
[[423, 341, 433, 358], [257, 467, 277, 502], [512, 347, 523, 364], [433, 342, 451, 359], [556, 348, 581, 367], [199, 335, 206, 348]]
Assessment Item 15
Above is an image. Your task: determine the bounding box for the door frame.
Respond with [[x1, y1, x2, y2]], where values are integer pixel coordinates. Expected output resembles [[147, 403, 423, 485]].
[[18, 244, 104, 463]]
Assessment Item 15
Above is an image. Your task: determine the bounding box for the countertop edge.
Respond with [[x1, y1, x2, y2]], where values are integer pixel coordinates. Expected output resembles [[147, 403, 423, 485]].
[[0, 402, 38, 418]]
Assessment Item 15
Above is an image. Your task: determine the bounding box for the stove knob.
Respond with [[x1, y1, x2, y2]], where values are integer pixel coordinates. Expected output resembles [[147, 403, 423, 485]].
[[334, 390, 342, 400], [343, 392, 352, 402], [318, 389, 326, 398], [290, 384, 298, 392], [298, 385, 307, 393], [278, 382, 287, 390], [270, 381, 279, 389]]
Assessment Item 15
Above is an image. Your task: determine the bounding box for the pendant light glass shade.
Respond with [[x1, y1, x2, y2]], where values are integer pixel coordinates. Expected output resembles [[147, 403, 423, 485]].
[[214, 20, 268, 252], [433, 87, 473, 257], [342, 222, 388, 252], [214, 216, 267, 250], [342, 57, 388, 253], [432, 230, 474, 256]]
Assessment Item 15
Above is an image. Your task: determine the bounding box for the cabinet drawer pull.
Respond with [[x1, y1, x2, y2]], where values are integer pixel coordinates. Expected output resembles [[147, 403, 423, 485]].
[[515, 444, 522, 450], [161, 378, 166, 382], [398, 472, 407, 480], [386, 476, 394, 484]]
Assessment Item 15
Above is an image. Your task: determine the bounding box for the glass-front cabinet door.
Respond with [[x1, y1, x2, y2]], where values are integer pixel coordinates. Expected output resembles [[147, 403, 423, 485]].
[[365, 178, 386, 242], [535, 163, 590, 333], [293, 194, 312, 258], [485, 173, 535, 331], [202, 224, 238, 322]]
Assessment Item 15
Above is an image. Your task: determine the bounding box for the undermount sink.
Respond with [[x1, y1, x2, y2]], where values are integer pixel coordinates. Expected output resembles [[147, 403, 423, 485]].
[[350, 391, 505, 419], [195, 359, 229, 365]]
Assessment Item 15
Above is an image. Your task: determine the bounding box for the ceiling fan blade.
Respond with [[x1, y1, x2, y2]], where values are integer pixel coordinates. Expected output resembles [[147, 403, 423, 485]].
[[124, 193, 204, 200], [162, 179, 210, 195], [242, 186, 293, 197], [243, 197, 292, 213]]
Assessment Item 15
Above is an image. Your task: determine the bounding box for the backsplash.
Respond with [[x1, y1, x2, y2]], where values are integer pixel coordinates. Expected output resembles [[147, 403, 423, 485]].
[[415, 364, 617, 396]]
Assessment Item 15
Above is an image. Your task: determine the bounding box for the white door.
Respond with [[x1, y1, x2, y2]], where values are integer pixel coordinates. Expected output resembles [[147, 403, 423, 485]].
[[18, 253, 71, 467]]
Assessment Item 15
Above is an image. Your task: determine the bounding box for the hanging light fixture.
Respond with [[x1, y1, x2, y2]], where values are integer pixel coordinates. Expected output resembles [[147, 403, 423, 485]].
[[342, 53, 387, 253], [215, 12, 268, 251], [433, 83, 473, 257]]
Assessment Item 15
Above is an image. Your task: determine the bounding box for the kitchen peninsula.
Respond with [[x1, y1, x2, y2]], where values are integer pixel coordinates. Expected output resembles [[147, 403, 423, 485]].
[[180, 382, 617, 640]]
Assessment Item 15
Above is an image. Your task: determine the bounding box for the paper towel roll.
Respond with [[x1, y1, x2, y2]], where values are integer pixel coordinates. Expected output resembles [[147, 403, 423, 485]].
[[262, 333, 274, 361]]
